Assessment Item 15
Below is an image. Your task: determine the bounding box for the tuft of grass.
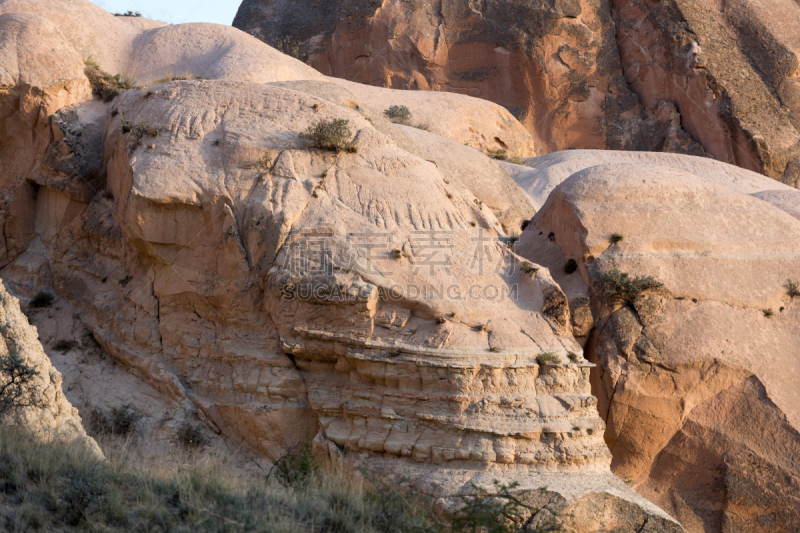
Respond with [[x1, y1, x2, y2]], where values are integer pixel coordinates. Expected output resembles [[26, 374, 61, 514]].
[[84, 58, 135, 102], [611, 233, 624, 243], [599, 259, 663, 304], [152, 73, 189, 85], [536, 353, 562, 365], [567, 352, 578, 362], [392, 249, 403, 260], [435, 316, 446, 325], [487, 149, 508, 160], [29, 291, 54, 309], [564, 259, 578, 274], [522, 261, 539, 276], [509, 156, 526, 165], [384, 105, 412, 124], [119, 115, 160, 139], [258, 152, 273, 170], [763, 308, 774, 318], [788, 279, 800, 298], [300, 118, 358, 153], [113, 10, 141, 16]]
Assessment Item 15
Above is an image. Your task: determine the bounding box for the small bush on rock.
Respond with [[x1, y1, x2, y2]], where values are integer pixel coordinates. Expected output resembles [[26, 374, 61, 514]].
[[384, 105, 412, 124], [84, 58, 135, 102], [564, 259, 578, 274], [275, 35, 301, 59], [599, 259, 663, 304], [788, 280, 800, 298], [30, 292, 54, 309], [177, 421, 207, 449], [536, 353, 561, 365], [87, 405, 143, 436], [300, 119, 358, 153], [0, 353, 41, 417]]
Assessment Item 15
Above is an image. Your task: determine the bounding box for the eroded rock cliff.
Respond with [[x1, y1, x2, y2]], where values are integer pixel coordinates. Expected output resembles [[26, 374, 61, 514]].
[[233, 0, 800, 184]]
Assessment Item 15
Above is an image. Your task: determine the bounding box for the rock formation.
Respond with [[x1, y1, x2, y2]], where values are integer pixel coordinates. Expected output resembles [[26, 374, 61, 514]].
[[233, 0, 800, 183], [515, 157, 800, 532], [0, 280, 101, 455], [0, 1, 686, 529]]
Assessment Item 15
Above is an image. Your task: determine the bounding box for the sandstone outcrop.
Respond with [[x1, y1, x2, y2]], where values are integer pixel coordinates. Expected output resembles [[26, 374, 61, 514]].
[[0, 279, 100, 455], [234, 0, 800, 183], [502, 149, 800, 213], [0, 1, 686, 527], [517, 162, 800, 532]]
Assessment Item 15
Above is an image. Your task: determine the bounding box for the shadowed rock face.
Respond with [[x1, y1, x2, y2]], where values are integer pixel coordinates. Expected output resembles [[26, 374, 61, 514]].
[[233, 0, 800, 184]]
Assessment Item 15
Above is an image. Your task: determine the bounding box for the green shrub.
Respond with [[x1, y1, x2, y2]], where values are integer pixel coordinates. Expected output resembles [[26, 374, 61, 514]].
[[300, 118, 358, 153], [487, 149, 508, 160], [84, 59, 135, 102], [536, 353, 561, 365], [384, 105, 412, 124], [272, 435, 319, 489], [763, 308, 774, 318], [567, 352, 578, 362], [114, 10, 141, 17], [599, 259, 663, 304], [522, 261, 539, 276], [564, 259, 578, 274], [611, 233, 624, 243], [0, 353, 41, 417], [29, 291, 54, 308]]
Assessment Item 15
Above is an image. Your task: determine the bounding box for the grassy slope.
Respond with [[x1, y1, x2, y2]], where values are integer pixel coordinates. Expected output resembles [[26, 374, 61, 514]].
[[0, 428, 440, 533]]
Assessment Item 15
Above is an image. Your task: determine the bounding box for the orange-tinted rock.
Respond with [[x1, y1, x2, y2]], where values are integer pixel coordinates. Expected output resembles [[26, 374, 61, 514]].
[[234, 0, 800, 183], [519, 161, 800, 532]]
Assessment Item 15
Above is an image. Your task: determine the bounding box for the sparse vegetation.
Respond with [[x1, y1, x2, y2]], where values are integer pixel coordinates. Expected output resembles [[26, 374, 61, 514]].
[[258, 152, 273, 170], [84, 58, 135, 102], [152, 73, 190, 84], [537, 352, 562, 365], [392, 249, 403, 260], [611, 233, 624, 243], [564, 258, 578, 274], [599, 259, 664, 304], [113, 10, 142, 17], [300, 118, 359, 153], [86, 405, 143, 436], [509, 156, 526, 165], [452, 481, 564, 533], [435, 316, 447, 325], [788, 279, 800, 298], [120, 115, 160, 138], [271, 435, 319, 489], [274, 35, 302, 59], [0, 353, 41, 417], [763, 308, 774, 318], [177, 421, 207, 449], [488, 346, 500, 353], [53, 340, 78, 353], [522, 261, 539, 276], [29, 291, 54, 309], [384, 105, 412, 124], [487, 149, 508, 160], [567, 352, 578, 362]]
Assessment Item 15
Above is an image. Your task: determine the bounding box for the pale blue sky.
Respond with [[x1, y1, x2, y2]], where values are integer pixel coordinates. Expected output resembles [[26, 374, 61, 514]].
[[89, 0, 240, 25]]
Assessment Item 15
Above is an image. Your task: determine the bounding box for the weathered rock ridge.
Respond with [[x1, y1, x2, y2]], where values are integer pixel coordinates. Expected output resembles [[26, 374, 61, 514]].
[[515, 155, 800, 532], [233, 0, 800, 184]]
